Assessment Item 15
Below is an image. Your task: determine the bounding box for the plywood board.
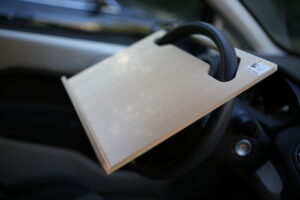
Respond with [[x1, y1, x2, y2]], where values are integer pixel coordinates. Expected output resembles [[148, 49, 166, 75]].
[[62, 31, 277, 174]]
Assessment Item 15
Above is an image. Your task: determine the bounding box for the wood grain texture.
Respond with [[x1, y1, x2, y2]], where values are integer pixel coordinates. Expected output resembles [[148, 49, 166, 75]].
[[62, 31, 277, 174]]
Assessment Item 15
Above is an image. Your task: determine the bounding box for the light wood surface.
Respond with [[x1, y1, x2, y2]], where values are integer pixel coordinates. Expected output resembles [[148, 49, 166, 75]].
[[62, 31, 277, 174]]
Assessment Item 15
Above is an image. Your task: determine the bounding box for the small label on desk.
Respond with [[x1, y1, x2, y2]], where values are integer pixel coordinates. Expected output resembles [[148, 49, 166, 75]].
[[246, 62, 272, 75]]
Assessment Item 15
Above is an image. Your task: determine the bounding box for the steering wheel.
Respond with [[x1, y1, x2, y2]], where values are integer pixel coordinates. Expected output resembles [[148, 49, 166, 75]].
[[131, 22, 239, 179]]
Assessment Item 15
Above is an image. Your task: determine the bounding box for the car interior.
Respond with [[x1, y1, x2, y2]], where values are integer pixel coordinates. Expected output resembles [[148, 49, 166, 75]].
[[0, 0, 300, 200]]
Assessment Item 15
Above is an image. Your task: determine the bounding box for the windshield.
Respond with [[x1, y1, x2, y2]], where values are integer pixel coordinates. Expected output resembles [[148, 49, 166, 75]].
[[241, 0, 300, 54], [118, 0, 203, 21], [0, 0, 205, 44]]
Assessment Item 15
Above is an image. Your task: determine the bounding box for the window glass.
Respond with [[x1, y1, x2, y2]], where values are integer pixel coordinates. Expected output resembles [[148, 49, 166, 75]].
[[241, 0, 300, 54], [0, 0, 205, 44]]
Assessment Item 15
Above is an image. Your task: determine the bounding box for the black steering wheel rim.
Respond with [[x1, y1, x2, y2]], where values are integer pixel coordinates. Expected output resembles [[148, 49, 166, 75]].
[[131, 22, 238, 179], [156, 22, 238, 82]]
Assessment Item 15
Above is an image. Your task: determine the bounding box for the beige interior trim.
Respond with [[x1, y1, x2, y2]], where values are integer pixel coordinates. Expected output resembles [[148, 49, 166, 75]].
[[207, 0, 284, 55], [0, 29, 126, 73]]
